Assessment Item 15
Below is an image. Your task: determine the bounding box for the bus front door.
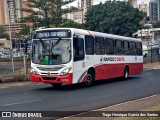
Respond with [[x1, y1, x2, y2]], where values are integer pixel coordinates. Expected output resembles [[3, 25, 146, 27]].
[[73, 36, 85, 84]]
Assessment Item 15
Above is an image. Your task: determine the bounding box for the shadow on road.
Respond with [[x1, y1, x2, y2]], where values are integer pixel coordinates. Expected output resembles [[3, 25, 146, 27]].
[[35, 76, 141, 91]]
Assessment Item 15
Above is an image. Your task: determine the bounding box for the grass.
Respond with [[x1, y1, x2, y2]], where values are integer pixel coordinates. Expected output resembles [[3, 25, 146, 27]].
[[0, 73, 30, 83]]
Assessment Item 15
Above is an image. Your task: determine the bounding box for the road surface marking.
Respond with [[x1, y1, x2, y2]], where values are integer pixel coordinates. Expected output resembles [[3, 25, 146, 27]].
[[2, 99, 43, 107]]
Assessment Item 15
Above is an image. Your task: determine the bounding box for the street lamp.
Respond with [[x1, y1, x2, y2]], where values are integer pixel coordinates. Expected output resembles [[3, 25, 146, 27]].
[[7, 0, 14, 73]]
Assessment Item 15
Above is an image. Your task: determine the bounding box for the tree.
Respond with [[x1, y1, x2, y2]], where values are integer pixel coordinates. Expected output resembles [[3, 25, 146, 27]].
[[20, 0, 77, 28], [61, 20, 83, 28], [152, 21, 160, 28], [84, 1, 145, 37], [0, 26, 9, 39], [18, 25, 30, 37]]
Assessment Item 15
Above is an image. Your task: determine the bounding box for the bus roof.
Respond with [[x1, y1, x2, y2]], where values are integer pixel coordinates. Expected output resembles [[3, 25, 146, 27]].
[[35, 28, 142, 42]]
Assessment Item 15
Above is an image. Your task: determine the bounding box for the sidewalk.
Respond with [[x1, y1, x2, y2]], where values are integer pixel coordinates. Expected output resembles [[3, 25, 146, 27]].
[[143, 62, 160, 70], [57, 95, 160, 120]]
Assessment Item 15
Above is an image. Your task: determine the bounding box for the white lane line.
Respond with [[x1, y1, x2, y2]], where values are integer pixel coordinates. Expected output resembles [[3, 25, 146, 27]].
[[2, 99, 43, 107]]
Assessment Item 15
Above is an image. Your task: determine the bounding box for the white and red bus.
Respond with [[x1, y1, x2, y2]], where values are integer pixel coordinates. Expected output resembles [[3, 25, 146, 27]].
[[30, 28, 143, 87]]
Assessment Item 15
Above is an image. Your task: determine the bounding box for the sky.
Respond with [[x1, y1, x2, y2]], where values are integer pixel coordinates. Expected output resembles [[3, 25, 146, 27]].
[[65, 0, 150, 8]]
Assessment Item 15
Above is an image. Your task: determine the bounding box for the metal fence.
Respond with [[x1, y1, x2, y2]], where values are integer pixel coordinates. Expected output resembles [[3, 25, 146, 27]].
[[0, 57, 31, 76], [144, 54, 160, 63], [0, 55, 159, 76]]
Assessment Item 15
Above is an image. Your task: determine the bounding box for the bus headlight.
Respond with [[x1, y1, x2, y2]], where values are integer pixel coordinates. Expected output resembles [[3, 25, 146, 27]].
[[31, 68, 39, 75], [60, 67, 71, 75]]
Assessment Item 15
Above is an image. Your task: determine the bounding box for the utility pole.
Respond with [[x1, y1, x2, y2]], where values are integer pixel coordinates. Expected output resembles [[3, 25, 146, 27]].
[[7, 0, 15, 73], [81, 0, 84, 24]]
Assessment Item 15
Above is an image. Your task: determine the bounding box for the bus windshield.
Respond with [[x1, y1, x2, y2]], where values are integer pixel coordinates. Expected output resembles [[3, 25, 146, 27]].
[[32, 39, 71, 65]]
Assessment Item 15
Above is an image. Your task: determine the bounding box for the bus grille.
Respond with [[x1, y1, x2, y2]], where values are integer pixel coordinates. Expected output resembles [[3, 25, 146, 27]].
[[37, 67, 63, 71], [42, 77, 57, 80]]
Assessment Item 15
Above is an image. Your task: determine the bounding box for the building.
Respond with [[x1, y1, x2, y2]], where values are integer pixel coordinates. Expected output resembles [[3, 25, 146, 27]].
[[134, 27, 160, 46], [1, 23, 26, 38], [128, 0, 149, 17], [82, 0, 94, 11], [81, 0, 93, 14], [0, 0, 6, 25], [0, 38, 11, 49], [158, 0, 160, 20], [128, 0, 138, 8], [7, 0, 22, 24], [138, 2, 149, 17], [0, 0, 22, 24], [149, 0, 158, 21], [22, 0, 31, 18], [0, 0, 29, 38], [149, 0, 160, 21], [63, 0, 93, 24]]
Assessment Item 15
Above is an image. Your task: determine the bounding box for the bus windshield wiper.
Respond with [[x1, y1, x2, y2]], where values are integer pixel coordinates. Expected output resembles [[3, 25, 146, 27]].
[[51, 37, 61, 49], [39, 38, 46, 50]]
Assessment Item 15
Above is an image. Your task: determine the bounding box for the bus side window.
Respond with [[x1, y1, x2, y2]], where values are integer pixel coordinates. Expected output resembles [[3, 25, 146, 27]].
[[115, 39, 123, 55], [105, 38, 114, 55], [130, 42, 136, 55], [136, 42, 142, 55], [85, 35, 94, 55], [123, 41, 130, 55], [73, 37, 85, 61], [95, 37, 105, 55]]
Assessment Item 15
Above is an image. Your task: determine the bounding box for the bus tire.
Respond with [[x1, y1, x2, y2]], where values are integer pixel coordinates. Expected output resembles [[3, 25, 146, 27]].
[[85, 70, 95, 86], [51, 83, 62, 88], [123, 67, 129, 80]]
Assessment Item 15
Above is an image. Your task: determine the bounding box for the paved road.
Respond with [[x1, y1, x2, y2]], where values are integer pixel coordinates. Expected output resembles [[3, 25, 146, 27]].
[[0, 69, 160, 118]]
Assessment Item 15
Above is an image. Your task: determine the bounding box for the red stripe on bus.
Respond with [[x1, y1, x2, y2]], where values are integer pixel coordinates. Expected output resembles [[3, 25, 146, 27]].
[[80, 62, 143, 83], [30, 73, 73, 84]]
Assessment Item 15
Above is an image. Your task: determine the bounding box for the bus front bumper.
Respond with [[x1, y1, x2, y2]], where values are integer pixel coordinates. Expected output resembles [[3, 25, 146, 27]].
[[30, 73, 73, 84]]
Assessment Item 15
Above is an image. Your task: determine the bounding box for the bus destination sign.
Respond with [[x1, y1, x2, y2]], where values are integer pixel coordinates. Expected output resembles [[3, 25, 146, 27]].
[[36, 30, 71, 38]]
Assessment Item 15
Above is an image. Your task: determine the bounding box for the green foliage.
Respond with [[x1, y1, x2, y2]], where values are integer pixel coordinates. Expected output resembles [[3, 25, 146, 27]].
[[61, 20, 83, 28], [20, 0, 77, 28], [18, 25, 30, 37], [0, 26, 9, 39], [19, 0, 78, 36], [152, 21, 160, 28], [84, 1, 145, 37]]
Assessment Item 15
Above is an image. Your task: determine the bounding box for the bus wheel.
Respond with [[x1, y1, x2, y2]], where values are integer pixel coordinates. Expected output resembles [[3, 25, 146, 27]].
[[85, 70, 95, 86], [51, 83, 62, 88], [124, 67, 129, 80]]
